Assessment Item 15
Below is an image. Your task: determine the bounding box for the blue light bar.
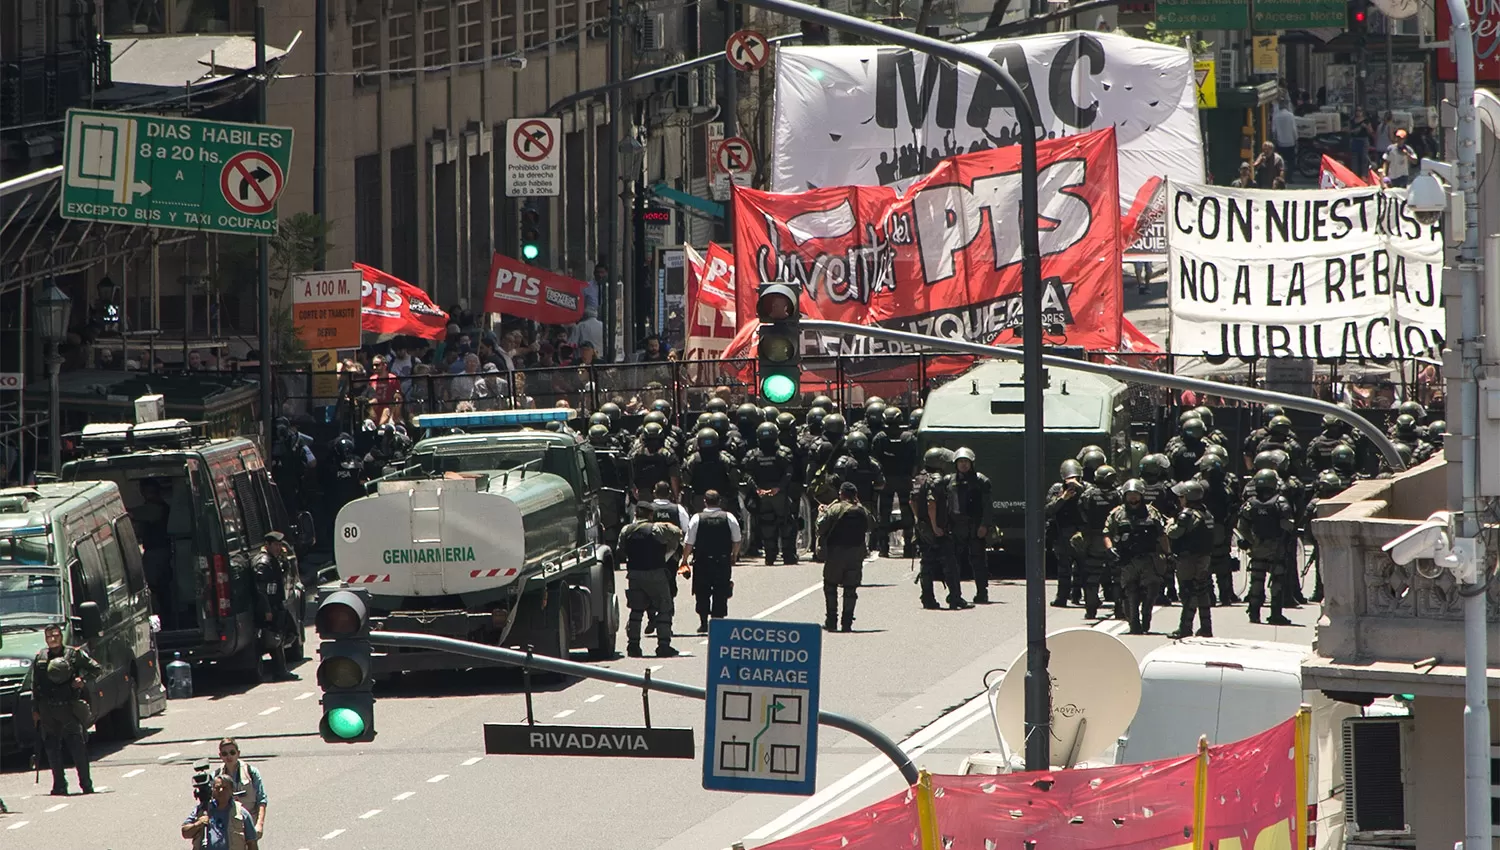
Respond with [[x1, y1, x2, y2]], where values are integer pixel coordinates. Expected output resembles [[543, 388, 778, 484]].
[[414, 409, 576, 430]]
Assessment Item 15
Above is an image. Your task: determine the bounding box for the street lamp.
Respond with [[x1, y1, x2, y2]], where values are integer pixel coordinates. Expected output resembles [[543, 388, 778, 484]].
[[619, 133, 648, 350], [33, 282, 72, 474]]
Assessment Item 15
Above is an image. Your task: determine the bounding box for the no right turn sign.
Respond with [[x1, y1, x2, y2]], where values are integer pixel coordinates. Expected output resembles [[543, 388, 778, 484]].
[[505, 117, 562, 197]]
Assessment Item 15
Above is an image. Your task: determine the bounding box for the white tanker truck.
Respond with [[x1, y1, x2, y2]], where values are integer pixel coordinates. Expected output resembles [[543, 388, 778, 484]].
[[327, 409, 621, 672]]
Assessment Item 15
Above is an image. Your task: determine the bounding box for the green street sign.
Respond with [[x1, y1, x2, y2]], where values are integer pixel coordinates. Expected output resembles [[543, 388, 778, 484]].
[[61, 108, 294, 237], [1155, 0, 1249, 30], [1252, 0, 1343, 29]]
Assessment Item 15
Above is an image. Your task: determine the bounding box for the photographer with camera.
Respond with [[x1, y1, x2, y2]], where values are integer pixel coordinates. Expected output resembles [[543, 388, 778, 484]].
[[216, 738, 268, 838], [182, 772, 259, 850]]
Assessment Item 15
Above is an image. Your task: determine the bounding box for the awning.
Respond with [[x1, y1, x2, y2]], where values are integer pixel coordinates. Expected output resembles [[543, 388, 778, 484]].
[[1301, 654, 1500, 699]]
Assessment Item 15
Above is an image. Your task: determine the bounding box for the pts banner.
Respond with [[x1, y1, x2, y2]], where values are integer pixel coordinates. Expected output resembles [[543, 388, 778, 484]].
[[733, 127, 1124, 367], [484, 254, 586, 325]]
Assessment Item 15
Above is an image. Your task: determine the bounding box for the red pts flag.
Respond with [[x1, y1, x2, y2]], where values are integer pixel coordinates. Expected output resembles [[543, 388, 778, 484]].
[[355, 263, 449, 340], [483, 254, 586, 324], [1319, 155, 1369, 189], [733, 128, 1123, 379]]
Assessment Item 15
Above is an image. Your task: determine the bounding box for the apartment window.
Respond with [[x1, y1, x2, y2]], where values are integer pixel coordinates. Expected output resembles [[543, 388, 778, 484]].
[[434, 162, 457, 297], [390, 146, 420, 285], [555, 0, 577, 41], [389, 7, 415, 72], [354, 154, 383, 267], [490, 0, 516, 57], [586, 0, 607, 26], [456, 0, 482, 63], [523, 0, 547, 49], [352, 19, 378, 74], [422, 4, 450, 68]]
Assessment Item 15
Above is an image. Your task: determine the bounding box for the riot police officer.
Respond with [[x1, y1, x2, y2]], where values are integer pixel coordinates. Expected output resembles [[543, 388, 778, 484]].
[[853, 400, 886, 439], [743, 422, 797, 565], [1303, 470, 1347, 603], [1137, 453, 1178, 602], [1391, 415, 1432, 463], [618, 503, 683, 658], [872, 406, 917, 558], [1195, 452, 1240, 606], [778, 412, 807, 561], [1389, 400, 1426, 438], [684, 427, 741, 515], [629, 421, 680, 502], [800, 407, 828, 444], [948, 448, 994, 604], [681, 489, 742, 632], [1073, 463, 1121, 618], [591, 425, 629, 549], [808, 413, 851, 509], [1306, 414, 1354, 476], [1237, 469, 1297, 626], [272, 417, 316, 514], [912, 448, 965, 609], [731, 404, 761, 460], [1045, 459, 1087, 608], [1330, 443, 1359, 487], [329, 433, 366, 511], [28, 624, 102, 795], [1165, 480, 1216, 639], [1190, 405, 1229, 447], [818, 482, 875, 632], [1242, 404, 1285, 469], [252, 531, 298, 681], [834, 433, 886, 550], [1078, 447, 1108, 485], [1107, 479, 1168, 634], [1168, 418, 1208, 482]]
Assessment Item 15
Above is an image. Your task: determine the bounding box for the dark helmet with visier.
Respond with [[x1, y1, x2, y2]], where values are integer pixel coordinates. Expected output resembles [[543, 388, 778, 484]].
[[46, 656, 73, 684], [756, 421, 780, 446], [1140, 453, 1170, 482], [1176, 410, 1197, 428], [1316, 470, 1345, 496], [866, 396, 885, 407], [954, 447, 976, 465], [736, 402, 763, 430], [1322, 413, 1343, 431], [1262, 404, 1285, 425], [1080, 448, 1107, 477], [1203, 441, 1229, 460], [1427, 420, 1447, 443], [1180, 417, 1206, 440], [1395, 413, 1418, 437], [1076, 444, 1106, 462], [641, 421, 666, 446], [776, 411, 797, 433], [1331, 443, 1357, 471], [806, 407, 827, 430], [1059, 459, 1084, 480], [1397, 400, 1426, 421], [696, 427, 720, 452], [1196, 452, 1225, 474], [1192, 405, 1215, 430], [651, 398, 673, 416], [1258, 449, 1291, 475], [1093, 464, 1119, 489], [847, 433, 870, 455], [1171, 479, 1205, 502], [643, 410, 667, 428], [823, 413, 847, 439], [705, 397, 730, 414], [695, 412, 713, 432], [761, 405, 780, 422], [909, 408, 924, 430], [811, 394, 835, 412], [1269, 415, 1293, 436], [588, 424, 613, 447], [589, 411, 610, 429], [708, 411, 731, 436], [864, 401, 887, 426], [1121, 478, 1147, 498], [600, 401, 623, 425], [883, 406, 904, 427], [923, 446, 955, 473], [1253, 468, 1281, 494]]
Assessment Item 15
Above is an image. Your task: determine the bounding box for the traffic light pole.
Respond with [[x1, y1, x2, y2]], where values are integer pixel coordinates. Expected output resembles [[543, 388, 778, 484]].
[[798, 320, 1410, 472], [731, 0, 1054, 773], [368, 630, 921, 786]]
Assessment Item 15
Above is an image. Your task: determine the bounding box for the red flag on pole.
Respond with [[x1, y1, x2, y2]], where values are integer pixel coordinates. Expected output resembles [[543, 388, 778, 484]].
[[355, 263, 450, 340]]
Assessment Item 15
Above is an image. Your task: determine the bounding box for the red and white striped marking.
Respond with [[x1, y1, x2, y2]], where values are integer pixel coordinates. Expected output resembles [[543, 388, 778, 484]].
[[469, 568, 518, 578], [345, 574, 391, 584]]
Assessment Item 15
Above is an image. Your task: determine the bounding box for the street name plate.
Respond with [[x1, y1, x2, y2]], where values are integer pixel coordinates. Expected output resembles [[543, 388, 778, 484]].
[[703, 619, 821, 796], [484, 724, 695, 759], [61, 108, 294, 236]]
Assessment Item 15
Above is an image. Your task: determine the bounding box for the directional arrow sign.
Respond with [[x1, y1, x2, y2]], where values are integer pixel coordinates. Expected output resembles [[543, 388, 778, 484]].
[[726, 29, 771, 72], [61, 108, 294, 236]]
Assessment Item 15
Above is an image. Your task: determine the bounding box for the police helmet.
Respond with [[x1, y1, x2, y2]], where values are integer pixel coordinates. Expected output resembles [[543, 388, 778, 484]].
[[1140, 453, 1170, 482], [1393, 443, 1414, 466], [1394, 413, 1418, 437], [1192, 405, 1216, 431], [46, 657, 72, 684], [695, 412, 713, 432], [696, 427, 720, 452], [806, 408, 827, 431], [1252, 468, 1281, 494], [756, 421, 780, 446], [811, 394, 835, 412], [1316, 470, 1345, 496], [334, 433, 356, 453], [1059, 459, 1084, 480], [1076, 444, 1106, 462], [924, 447, 955, 473], [823, 413, 847, 439], [954, 447, 977, 464], [705, 397, 730, 414], [1322, 413, 1342, 431], [1121, 478, 1146, 497], [865, 401, 887, 426], [1176, 410, 1196, 428], [866, 396, 885, 408], [1093, 464, 1118, 489], [589, 411, 610, 429], [909, 408, 924, 430], [1397, 400, 1426, 422], [1171, 479, 1205, 502], [1269, 415, 1293, 436], [588, 424, 612, 447], [736, 403, 763, 430], [776, 412, 797, 433], [1079, 448, 1107, 477], [708, 411, 731, 436], [1266, 449, 1292, 475], [1180, 417, 1206, 441], [883, 406, 904, 427], [1196, 452, 1224, 474], [642, 421, 666, 445], [600, 402, 623, 425], [1262, 404, 1285, 425], [847, 433, 870, 455], [762, 405, 780, 423], [545, 420, 566, 433], [1427, 420, 1447, 444], [1330, 443, 1357, 471], [1203, 442, 1229, 460], [643, 411, 667, 428]]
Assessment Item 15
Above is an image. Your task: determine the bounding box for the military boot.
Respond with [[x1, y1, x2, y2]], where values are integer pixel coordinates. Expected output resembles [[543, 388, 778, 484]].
[[840, 589, 857, 632], [1248, 605, 1261, 624], [823, 585, 839, 632], [1140, 601, 1154, 634], [1266, 604, 1293, 626], [1194, 607, 1214, 637], [1169, 607, 1195, 639]]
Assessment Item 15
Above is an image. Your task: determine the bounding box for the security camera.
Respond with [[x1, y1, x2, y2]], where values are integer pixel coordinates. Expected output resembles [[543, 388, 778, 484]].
[[1382, 511, 1453, 577], [1405, 172, 1448, 227], [501, 55, 528, 71]]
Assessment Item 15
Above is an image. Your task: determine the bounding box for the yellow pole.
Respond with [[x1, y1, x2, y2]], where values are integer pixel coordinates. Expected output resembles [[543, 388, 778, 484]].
[[1192, 735, 1209, 850], [916, 769, 941, 850], [1295, 706, 1313, 850]]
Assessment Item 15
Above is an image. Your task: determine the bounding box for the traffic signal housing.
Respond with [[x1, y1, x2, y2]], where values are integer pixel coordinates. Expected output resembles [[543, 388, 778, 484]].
[[316, 589, 376, 743], [756, 281, 803, 405], [1348, 0, 1370, 36], [520, 204, 545, 263]]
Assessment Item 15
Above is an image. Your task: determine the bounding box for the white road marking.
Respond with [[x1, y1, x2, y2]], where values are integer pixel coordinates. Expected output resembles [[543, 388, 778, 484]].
[[259, 706, 281, 716], [44, 803, 67, 813], [461, 757, 482, 766], [189, 740, 208, 746], [698, 639, 709, 646], [427, 774, 448, 783], [295, 691, 315, 701], [393, 791, 415, 801], [585, 694, 604, 703], [123, 769, 146, 778], [359, 809, 382, 819], [226, 721, 247, 730], [750, 582, 823, 620], [7, 821, 28, 830], [322, 828, 346, 840], [647, 665, 663, 672], [158, 752, 181, 761], [553, 709, 575, 719], [614, 683, 628, 688]]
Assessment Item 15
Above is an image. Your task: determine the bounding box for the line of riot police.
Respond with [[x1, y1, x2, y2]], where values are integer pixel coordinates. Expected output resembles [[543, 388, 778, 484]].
[[1045, 400, 1443, 636]]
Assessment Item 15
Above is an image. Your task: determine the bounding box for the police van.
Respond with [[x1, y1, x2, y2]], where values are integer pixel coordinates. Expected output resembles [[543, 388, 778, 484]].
[[0, 482, 167, 752], [60, 419, 312, 681]]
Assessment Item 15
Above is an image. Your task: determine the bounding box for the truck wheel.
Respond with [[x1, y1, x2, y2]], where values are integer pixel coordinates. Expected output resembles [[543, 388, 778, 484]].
[[538, 594, 571, 659], [588, 591, 620, 660], [112, 672, 144, 740]]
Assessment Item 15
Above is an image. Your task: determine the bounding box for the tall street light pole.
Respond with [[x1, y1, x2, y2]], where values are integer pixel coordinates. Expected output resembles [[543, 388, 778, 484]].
[[34, 282, 72, 475], [605, 0, 623, 362], [731, 0, 1052, 770]]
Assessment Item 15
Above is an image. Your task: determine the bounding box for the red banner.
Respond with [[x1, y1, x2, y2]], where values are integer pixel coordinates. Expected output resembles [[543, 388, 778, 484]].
[[732, 128, 1124, 377], [483, 254, 586, 325], [1319, 155, 1369, 189], [685, 243, 740, 359], [355, 263, 449, 340], [759, 716, 1301, 850], [1437, 0, 1500, 82]]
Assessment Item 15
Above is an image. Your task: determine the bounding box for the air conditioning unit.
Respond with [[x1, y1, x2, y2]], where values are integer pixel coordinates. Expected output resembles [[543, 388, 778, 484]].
[[1216, 48, 1238, 89], [1342, 716, 1414, 841], [638, 12, 665, 51], [699, 63, 717, 109], [676, 69, 700, 109]]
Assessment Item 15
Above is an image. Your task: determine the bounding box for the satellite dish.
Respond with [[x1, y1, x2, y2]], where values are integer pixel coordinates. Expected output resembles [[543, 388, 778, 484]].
[[992, 627, 1142, 769], [1372, 0, 1419, 19]]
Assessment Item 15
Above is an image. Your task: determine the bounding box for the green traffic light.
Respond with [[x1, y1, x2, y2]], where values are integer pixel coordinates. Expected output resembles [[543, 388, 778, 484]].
[[522, 243, 541, 261], [762, 373, 798, 404], [325, 707, 368, 739]]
